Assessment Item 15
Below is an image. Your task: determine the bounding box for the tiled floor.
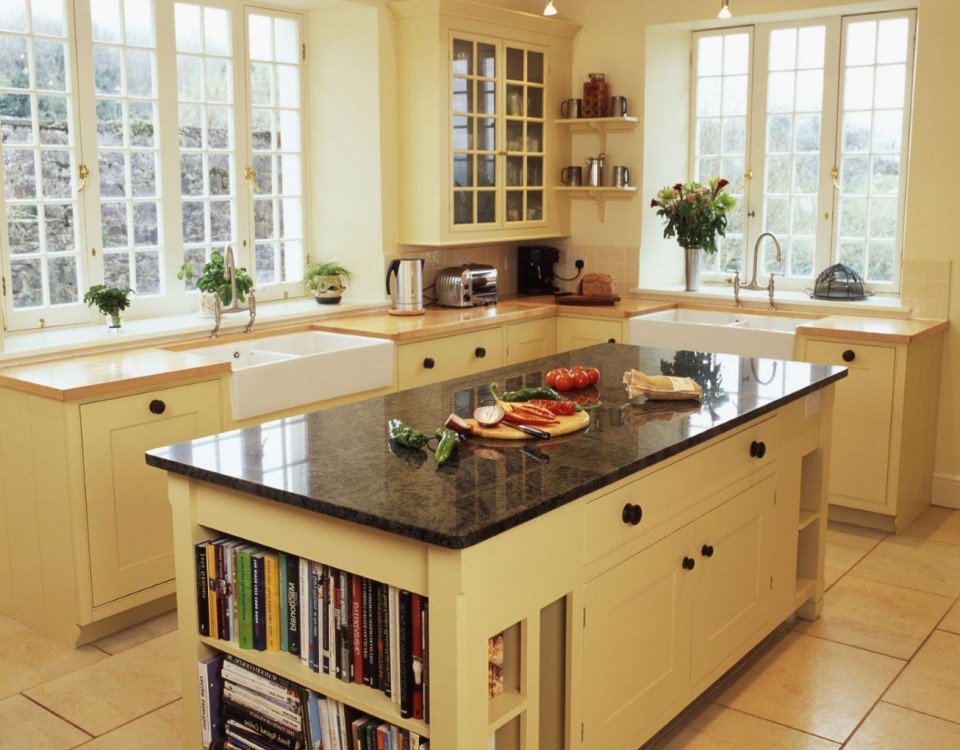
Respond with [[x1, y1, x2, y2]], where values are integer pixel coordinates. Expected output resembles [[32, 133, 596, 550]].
[[2, 509, 959, 749]]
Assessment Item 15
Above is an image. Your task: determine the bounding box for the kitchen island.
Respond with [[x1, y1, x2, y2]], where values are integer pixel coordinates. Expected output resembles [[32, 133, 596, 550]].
[[147, 343, 845, 749]]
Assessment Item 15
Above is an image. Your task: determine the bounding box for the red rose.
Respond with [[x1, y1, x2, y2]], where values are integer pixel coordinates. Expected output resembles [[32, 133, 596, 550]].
[[674, 183, 683, 191], [650, 199, 661, 208]]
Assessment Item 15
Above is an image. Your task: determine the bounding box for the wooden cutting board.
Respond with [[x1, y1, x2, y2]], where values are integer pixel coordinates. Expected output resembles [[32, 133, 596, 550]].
[[465, 409, 591, 440], [555, 294, 621, 306]]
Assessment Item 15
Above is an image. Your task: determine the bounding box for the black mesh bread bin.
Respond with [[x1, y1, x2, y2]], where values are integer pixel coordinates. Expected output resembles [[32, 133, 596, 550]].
[[810, 263, 869, 301]]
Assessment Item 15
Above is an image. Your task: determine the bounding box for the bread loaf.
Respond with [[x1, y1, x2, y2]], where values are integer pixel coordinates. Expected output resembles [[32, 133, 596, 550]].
[[580, 273, 616, 297]]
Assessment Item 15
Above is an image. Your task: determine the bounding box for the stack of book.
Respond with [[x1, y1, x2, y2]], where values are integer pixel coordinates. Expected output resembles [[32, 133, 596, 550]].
[[195, 537, 429, 722], [201, 653, 429, 750]]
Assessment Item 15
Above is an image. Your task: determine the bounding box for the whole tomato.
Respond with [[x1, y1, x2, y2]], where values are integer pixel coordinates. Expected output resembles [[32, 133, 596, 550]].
[[585, 367, 601, 385], [545, 368, 563, 388], [554, 372, 574, 392], [573, 370, 590, 389]]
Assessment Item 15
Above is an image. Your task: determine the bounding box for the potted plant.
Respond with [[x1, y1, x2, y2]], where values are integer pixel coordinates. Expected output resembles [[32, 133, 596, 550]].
[[304, 259, 354, 305], [650, 177, 736, 291], [84, 284, 133, 329], [178, 250, 253, 317]]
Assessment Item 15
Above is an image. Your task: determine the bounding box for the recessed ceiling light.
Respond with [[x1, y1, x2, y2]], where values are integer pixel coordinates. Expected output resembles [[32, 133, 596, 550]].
[[543, 1, 558, 17], [718, 0, 732, 19]]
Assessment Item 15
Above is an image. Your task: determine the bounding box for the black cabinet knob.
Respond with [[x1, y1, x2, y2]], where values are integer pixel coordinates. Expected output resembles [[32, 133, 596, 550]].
[[701, 544, 714, 558], [423, 357, 435, 369], [842, 349, 856, 363], [607, 338, 616, 344], [682, 557, 696, 571], [475, 347, 486, 358], [621, 503, 643, 526], [149, 399, 166, 415], [750, 440, 767, 459]]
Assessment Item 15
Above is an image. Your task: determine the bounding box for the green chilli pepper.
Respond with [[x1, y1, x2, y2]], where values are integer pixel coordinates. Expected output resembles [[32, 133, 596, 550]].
[[434, 428, 461, 466], [388, 419, 429, 449], [491, 383, 564, 403]]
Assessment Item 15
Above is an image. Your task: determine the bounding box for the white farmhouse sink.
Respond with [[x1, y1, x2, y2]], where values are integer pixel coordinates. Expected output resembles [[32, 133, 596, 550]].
[[194, 331, 395, 420], [629, 308, 810, 360]]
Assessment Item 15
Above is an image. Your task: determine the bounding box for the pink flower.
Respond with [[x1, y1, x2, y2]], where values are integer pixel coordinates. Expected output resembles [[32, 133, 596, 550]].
[[686, 195, 697, 202]]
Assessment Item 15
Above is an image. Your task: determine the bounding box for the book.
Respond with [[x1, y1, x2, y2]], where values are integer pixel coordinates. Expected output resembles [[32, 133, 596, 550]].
[[278, 553, 289, 653], [320, 565, 330, 675], [206, 541, 219, 641], [225, 720, 290, 750], [352, 574, 363, 685], [303, 690, 322, 750], [398, 589, 413, 719], [216, 540, 229, 640], [338, 569, 351, 683], [307, 562, 318, 672], [421, 597, 429, 724], [225, 540, 242, 645], [389, 586, 400, 705], [198, 654, 224, 747], [252, 551, 267, 651], [196, 543, 210, 637], [298, 559, 310, 666], [265, 552, 281, 652], [222, 704, 303, 750], [411, 593, 424, 720], [312, 562, 323, 673], [362, 577, 372, 687], [286, 554, 300, 657], [376, 581, 388, 696], [236, 546, 254, 650]]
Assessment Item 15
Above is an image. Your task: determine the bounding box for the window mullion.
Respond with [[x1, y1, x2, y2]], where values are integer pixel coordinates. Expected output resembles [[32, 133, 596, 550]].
[[232, 0, 252, 272], [745, 24, 770, 284], [820, 17, 843, 277]]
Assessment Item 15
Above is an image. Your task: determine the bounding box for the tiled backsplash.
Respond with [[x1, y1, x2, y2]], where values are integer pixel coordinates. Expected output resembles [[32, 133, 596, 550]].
[[386, 245, 517, 300], [901, 259, 952, 320], [554, 245, 640, 293]]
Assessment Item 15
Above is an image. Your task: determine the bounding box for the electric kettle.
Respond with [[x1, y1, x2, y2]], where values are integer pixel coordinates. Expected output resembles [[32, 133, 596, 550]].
[[385, 258, 425, 315]]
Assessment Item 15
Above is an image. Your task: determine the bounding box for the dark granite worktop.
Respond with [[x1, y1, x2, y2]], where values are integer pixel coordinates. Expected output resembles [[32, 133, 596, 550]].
[[146, 344, 845, 549]]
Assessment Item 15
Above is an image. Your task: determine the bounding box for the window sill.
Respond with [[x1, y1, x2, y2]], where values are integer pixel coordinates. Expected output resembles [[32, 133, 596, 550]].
[[632, 284, 911, 318], [0, 297, 390, 366]]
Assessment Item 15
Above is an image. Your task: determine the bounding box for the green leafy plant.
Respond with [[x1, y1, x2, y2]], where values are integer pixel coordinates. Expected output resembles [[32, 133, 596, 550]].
[[178, 250, 253, 305], [650, 177, 737, 254], [303, 258, 354, 293], [83, 284, 133, 327]]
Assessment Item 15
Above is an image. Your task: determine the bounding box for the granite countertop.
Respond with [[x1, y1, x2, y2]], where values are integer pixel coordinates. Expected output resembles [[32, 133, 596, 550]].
[[147, 344, 846, 549]]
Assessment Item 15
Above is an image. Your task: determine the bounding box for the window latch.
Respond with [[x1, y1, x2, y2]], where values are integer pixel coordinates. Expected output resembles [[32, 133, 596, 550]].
[[77, 163, 89, 193], [829, 166, 840, 191], [244, 166, 260, 192], [744, 169, 754, 181]]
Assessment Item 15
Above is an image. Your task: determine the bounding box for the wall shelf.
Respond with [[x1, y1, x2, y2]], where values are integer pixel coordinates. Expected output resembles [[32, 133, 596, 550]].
[[488, 687, 528, 733], [555, 116, 639, 151], [555, 186, 638, 222]]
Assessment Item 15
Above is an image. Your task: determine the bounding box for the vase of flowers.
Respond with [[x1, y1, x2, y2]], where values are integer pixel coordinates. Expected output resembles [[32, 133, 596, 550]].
[[650, 177, 736, 291]]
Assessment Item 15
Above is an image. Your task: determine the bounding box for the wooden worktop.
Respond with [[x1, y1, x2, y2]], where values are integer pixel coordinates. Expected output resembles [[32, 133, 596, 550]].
[[796, 315, 949, 344]]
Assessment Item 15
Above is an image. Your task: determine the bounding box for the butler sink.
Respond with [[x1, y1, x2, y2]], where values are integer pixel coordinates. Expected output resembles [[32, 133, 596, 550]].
[[629, 308, 810, 360], [186, 331, 394, 420]]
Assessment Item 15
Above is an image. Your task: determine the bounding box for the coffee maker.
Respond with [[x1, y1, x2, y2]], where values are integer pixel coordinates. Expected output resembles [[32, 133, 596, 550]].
[[518, 246, 560, 295]]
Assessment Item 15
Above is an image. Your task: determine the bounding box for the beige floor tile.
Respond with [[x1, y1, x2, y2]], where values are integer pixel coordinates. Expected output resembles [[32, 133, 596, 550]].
[[850, 536, 960, 597], [0, 694, 90, 749], [24, 631, 182, 736], [884, 630, 960, 724], [90, 609, 178, 655], [826, 520, 887, 551], [903, 506, 960, 547], [0, 613, 26, 638], [653, 703, 838, 749], [795, 576, 953, 659], [0, 627, 106, 700], [940, 598, 960, 635], [824, 541, 868, 590], [714, 631, 904, 743], [76, 700, 182, 749], [845, 701, 960, 750]]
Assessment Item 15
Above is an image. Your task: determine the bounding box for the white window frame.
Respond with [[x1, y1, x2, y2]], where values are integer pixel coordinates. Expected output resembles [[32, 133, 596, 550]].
[[0, 0, 309, 331]]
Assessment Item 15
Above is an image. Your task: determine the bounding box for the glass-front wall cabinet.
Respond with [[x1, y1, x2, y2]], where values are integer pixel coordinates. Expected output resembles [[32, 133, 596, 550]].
[[451, 35, 545, 229]]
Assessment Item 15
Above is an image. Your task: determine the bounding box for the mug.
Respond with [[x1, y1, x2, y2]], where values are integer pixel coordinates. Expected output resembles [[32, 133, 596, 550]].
[[610, 95, 628, 117], [561, 166, 583, 186], [560, 98, 583, 119], [613, 165, 631, 188]]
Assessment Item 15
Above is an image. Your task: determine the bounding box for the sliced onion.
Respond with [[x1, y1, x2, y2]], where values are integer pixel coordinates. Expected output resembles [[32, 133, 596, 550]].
[[474, 404, 505, 427]]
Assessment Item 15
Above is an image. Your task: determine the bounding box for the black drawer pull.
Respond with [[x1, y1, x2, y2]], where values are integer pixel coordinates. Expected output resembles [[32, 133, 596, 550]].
[[750, 440, 767, 459], [149, 399, 166, 415], [621, 503, 643, 526], [842, 349, 856, 362], [682, 557, 696, 571], [607, 338, 616, 343], [701, 544, 714, 558], [423, 357, 435, 369], [475, 347, 486, 358]]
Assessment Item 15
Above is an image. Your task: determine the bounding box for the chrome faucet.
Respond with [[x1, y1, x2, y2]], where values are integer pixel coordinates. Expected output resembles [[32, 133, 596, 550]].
[[733, 232, 783, 309], [211, 245, 256, 337]]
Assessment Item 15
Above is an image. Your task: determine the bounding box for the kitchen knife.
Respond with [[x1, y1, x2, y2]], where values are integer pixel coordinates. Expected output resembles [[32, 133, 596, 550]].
[[504, 422, 552, 440]]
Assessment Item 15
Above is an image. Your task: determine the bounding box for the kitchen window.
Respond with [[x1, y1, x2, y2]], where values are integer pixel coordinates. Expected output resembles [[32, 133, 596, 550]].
[[0, 0, 307, 331], [691, 10, 915, 292]]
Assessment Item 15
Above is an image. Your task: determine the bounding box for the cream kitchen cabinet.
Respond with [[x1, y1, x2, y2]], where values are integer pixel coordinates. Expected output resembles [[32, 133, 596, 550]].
[[391, 0, 577, 246], [505, 316, 556, 365], [798, 332, 942, 531], [557, 315, 625, 352], [397, 327, 504, 390]]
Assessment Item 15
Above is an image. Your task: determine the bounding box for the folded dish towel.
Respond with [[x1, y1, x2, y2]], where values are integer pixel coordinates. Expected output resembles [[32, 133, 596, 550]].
[[623, 370, 703, 401]]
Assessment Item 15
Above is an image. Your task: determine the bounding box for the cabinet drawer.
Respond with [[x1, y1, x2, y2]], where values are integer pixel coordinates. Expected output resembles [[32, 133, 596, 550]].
[[397, 327, 503, 390], [506, 317, 557, 365], [585, 416, 778, 563], [557, 317, 623, 353]]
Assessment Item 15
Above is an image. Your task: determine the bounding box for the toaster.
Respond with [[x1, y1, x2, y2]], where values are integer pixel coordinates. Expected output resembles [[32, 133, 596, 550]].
[[435, 264, 498, 307]]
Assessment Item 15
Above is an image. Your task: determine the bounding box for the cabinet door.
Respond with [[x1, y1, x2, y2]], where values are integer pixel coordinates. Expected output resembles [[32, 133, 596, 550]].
[[690, 476, 776, 685], [81, 381, 222, 606], [556, 317, 622, 352], [505, 317, 556, 365], [397, 328, 504, 390], [803, 339, 896, 511], [503, 43, 547, 226], [583, 525, 695, 749]]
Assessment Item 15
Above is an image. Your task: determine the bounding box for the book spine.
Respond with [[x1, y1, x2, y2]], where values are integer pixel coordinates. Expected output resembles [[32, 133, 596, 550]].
[[320, 565, 330, 675], [298, 559, 309, 666], [389, 586, 400, 705], [311, 562, 322, 674], [227, 543, 240, 645], [352, 574, 363, 685], [377, 582, 387, 696], [286, 554, 300, 657], [265, 553, 280, 652], [252, 555, 266, 651], [237, 549, 253, 650], [332, 568, 341, 680], [195, 543, 210, 637], [206, 543, 219, 641], [216, 541, 228, 640], [398, 589, 413, 719], [222, 704, 301, 750], [411, 593, 424, 720], [362, 577, 373, 687], [278, 553, 289, 653], [339, 569, 351, 683], [422, 597, 429, 725], [198, 659, 212, 747], [307, 562, 318, 672], [224, 654, 303, 692]]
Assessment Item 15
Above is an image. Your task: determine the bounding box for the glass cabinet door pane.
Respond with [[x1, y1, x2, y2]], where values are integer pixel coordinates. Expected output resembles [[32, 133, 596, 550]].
[[527, 156, 543, 187], [506, 156, 523, 187], [527, 51, 544, 84], [527, 191, 543, 221], [506, 190, 522, 222], [506, 47, 523, 81], [477, 191, 495, 223], [452, 115, 472, 150], [477, 42, 495, 77], [477, 80, 495, 115], [453, 190, 473, 224], [506, 84, 523, 116], [526, 121, 543, 153], [477, 117, 495, 151], [452, 39, 472, 75], [506, 120, 522, 151], [527, 87, 543, 119], [453, 153, 474, 187], [452, 77, 473, 114], [477, 154, 495, 187]]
